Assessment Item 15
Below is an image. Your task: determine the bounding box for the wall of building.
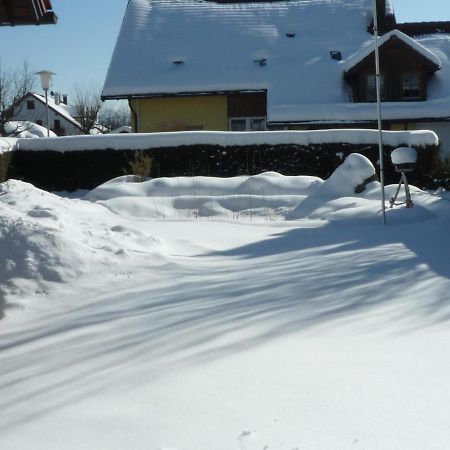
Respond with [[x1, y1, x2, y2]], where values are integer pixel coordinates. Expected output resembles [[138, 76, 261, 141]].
[[417, 122, 450, 159], [131, 96, 228, 132]]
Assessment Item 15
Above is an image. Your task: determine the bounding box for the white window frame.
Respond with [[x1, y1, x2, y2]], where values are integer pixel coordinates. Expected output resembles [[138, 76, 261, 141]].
[[229, 117, 266, 132]]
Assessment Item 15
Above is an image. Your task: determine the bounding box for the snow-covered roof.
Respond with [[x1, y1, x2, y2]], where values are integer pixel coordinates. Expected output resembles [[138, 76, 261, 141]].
[[102, 0, 450, 123], [344, 29, 442, 73], [27, 93, 82, 129], [103, 0, 375, 101]]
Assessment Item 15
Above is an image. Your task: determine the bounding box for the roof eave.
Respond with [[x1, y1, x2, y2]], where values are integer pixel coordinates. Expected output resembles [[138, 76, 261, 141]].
[[101, 88, 268, 101]]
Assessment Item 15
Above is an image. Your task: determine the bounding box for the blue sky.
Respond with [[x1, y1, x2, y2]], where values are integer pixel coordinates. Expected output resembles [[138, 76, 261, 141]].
[[0, 0, 449, 101]]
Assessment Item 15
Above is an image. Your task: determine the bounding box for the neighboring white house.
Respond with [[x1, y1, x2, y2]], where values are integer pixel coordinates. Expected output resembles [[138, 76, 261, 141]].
[[10, 92, 83, 136]]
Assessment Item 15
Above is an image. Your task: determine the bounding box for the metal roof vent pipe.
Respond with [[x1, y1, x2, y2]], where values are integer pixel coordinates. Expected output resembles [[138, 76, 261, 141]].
[[389, 147, 417, 208]]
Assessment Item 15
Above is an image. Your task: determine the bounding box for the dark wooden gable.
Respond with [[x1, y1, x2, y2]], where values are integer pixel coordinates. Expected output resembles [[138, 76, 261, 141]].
[[0, 0, 57, 26], [345, 34, 441, 103]]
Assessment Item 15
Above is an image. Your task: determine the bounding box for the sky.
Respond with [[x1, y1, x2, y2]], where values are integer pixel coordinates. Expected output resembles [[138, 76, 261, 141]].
[[0, 0, 449, 104]]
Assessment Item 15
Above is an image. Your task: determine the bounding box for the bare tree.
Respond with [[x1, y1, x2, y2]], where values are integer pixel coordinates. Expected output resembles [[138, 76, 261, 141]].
[[0, 60, 35, 136], [98, 103, 131, 132], [73, 84, 103, 134]]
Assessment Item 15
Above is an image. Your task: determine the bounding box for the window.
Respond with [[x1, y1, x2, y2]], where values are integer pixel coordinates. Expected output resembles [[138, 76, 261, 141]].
[[249, 118, 266, 131], [402, 73, 421, 99], [36, 120, 43, 126], [230, 119, 246, 131], [27, 100, 35, 110], [230, 117, 266, 131], [54, 119, 61, 129], [366, 74, 385, 101]]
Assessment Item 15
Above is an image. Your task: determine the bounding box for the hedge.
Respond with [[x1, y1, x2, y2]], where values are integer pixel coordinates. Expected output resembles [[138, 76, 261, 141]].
[[0, 142, 438, 192]]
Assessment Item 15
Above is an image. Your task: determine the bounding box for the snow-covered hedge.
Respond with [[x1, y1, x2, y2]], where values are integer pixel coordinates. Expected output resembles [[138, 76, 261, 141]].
[[16, 129, 438, 152], [0, 130, 439, 191]]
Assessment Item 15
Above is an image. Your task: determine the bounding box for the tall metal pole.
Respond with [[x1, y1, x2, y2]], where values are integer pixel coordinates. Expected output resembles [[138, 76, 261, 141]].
[[373, 0, 386, 225], [44, 87, 50, 137]]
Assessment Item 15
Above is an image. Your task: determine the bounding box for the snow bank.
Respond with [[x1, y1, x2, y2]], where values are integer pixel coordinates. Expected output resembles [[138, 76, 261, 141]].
[[1, 152, 446, 309], [85, 153, 445, 226], [320, 153, 376, 196], [0, 180, 163, 306], [16, 129, 439, 152], [86, 172, 322, 201], [5, 121, 57, 139]]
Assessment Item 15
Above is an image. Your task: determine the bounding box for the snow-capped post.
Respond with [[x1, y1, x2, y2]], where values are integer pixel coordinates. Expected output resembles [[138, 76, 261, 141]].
[[373, 0, 386, 225], [35, 70, 56, 138], [389, 147, 417, 208]]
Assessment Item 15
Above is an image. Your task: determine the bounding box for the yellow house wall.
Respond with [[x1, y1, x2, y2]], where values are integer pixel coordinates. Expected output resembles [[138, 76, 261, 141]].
[[130, 96, 228, 132], [390, 123, 416, 131]]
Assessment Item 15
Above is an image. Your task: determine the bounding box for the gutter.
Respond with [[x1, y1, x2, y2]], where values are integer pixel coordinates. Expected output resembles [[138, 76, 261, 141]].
[[101, 88, 267, 101]]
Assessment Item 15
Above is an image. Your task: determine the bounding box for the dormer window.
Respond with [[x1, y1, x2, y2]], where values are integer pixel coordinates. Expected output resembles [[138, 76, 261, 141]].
[[366, 74, 384, 101], [402, 73, 421, 100]]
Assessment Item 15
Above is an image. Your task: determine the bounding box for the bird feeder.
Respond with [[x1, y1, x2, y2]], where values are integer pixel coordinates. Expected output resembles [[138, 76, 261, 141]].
[[389, 147, 417, 208]]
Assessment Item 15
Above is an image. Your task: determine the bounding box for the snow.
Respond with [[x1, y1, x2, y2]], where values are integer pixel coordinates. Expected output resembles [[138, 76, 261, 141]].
[[102, 0, 374, 102], [4, 121, 57, 139], [0, 137, 18, 154], [391, 146, 417, 165], [344, 29, 442, 73], [16, 129, 439, 152], [2, 155, 450, 449]]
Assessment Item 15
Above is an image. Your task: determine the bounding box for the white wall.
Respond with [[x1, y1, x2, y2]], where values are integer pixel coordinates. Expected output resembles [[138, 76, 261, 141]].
[[12, 95, 82, 136], [417, 122, 450, 159]]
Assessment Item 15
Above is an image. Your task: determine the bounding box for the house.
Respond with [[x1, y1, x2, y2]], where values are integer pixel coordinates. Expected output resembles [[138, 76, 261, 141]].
[[10, 92, 83, 136], [0, 0, 57, 26], [102, 0, 450, 157]]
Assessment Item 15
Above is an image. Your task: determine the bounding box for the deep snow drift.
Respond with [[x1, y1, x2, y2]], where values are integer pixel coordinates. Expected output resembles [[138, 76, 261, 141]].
[[1, 154, 450, 450]]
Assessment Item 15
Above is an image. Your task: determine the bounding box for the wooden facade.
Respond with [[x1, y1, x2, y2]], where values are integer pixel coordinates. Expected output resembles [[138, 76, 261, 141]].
[[227, 92, 266, 118], [0, 0, 56, 26], [345, 36, 440, 103]]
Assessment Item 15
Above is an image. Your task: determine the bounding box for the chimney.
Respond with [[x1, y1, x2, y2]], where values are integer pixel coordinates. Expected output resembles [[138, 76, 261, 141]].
[[54, 92, 60, 105], [370, 0, 396, 35], [376, 0, 386, 30]]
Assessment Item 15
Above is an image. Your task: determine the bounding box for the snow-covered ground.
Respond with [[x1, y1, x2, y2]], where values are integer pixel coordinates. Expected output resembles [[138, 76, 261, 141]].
[[1, 154, 450, 450]]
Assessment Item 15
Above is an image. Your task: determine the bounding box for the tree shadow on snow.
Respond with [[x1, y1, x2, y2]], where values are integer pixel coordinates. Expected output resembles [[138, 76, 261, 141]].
[[1, 217, 450, 431]]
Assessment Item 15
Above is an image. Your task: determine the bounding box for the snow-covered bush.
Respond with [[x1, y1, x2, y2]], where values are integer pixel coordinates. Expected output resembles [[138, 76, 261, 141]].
[[4, 121, 57, 138], [321, 153, 377, 196]]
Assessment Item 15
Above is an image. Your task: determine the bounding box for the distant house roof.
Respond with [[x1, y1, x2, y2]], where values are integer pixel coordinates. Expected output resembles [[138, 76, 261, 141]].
[[0, 0, 57, 26], [103, 0, 450, 124]]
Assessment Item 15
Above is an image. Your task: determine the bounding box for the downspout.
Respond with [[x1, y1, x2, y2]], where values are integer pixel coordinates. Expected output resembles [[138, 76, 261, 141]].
[[128, 98, 140, 133]]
